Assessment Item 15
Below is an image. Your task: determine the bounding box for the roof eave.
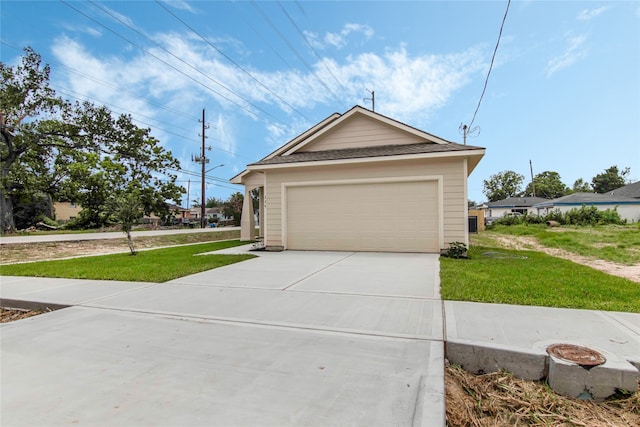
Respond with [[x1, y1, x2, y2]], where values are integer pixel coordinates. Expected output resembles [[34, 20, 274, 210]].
[[247, 148, 486, 171]]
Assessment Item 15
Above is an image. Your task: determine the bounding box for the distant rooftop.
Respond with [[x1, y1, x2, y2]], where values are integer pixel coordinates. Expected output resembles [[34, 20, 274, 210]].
[[533, 192, 640, 207], [487, 197, 548, 208], [607, 181, 640, 198]]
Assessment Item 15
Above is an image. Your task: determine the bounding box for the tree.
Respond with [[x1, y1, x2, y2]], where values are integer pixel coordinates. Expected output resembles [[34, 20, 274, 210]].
[[591, 166, 630, 193], [205, 197, 224, 208], [1, 48, 183, 231], [482, 170, 524, 202], [1, 47, 63, 232], [572, 178, 592, 193], [524, 171, 569, 199], [223, 192, 244, 225], [62, 105, 183, 229], [112, 191, 143, 255]]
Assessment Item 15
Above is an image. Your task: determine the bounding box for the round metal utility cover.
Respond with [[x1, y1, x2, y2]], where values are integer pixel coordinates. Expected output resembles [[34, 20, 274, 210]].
[[546, 344, 606, 367]]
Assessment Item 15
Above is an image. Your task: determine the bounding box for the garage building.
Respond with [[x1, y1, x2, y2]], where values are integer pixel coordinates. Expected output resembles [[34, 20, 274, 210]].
[[231, 106, 485, 253]]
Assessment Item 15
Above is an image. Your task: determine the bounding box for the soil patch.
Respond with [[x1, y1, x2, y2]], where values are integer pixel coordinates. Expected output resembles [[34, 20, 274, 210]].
[[446, 363, 640, 426], [0, 230, 240, 265], [491, 235, 640, 283]]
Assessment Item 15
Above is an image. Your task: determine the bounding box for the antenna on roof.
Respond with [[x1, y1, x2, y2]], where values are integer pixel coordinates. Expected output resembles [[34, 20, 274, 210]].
[[458, 123, 480, 145], [529, 159, 536, 197], [364, 89, 375, 112]]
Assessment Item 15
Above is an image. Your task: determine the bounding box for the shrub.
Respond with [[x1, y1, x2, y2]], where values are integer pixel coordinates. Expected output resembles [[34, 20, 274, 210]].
[[563, 205, 624, 226], [444, 241, 468, 259]]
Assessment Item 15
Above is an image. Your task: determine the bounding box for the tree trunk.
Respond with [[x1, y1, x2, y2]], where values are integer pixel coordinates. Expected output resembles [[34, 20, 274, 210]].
[[1, 124, 17, 233], [0, 186, 16, 233], [125, 229, 137, 255]]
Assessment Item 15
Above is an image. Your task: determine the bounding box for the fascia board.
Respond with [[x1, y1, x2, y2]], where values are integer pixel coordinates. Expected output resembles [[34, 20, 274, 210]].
[[247, 149, 486, 171]]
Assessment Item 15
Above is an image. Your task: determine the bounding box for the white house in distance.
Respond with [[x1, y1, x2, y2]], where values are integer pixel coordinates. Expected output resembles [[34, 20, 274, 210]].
[[484, 196, 548, 224], [533, 192, 640, 223], [231, 105, 485, 253]]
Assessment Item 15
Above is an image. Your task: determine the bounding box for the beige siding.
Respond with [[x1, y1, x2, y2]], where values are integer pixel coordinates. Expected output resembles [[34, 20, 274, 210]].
[[263, 157, 467, 249], [53, 202, 81, 221], [296, 114, 426, 153]]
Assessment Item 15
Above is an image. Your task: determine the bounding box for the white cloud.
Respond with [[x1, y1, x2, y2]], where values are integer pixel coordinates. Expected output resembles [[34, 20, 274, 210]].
[[98, 4, 136, 28], [160, 0, 196, 14], [576, 6, 609, 21], [306, 23, 375, 50], [545, 34, 588, 77], [49, 31, 487, 150], [61, 23, 102, 38]]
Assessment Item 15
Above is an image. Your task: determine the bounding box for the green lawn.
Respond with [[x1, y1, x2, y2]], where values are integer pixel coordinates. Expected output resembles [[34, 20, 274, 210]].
[[440, 245, 640, 313], [0, 240, 255, 283]]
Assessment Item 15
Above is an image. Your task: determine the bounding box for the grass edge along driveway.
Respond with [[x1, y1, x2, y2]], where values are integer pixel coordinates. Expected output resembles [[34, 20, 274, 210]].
[[440, 245, 640, 313], [0, 240, 255, 283]]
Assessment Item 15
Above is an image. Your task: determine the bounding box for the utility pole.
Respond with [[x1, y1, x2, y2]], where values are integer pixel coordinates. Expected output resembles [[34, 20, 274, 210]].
[[364, 89, 375, 112], [192, 109, 210, 228], [529, 159, 535, 197], [186, 179, 190, 209]]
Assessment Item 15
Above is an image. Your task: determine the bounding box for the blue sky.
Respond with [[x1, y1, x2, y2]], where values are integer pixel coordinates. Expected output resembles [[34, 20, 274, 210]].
[[2, 0, 639, 206]]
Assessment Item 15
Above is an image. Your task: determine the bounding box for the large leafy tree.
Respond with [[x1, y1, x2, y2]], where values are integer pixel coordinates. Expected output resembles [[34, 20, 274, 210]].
[[1, 48, 183, 232], [591, 166, 630, 194], [571, 178, 592, 193], [482, 170, 524, 202], [1, 47, 65, 231], [524, 171, 569, 199]]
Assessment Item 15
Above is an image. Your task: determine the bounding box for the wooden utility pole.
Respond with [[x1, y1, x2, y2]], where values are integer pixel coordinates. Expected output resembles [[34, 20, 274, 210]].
[[200, 110, 205, 227], [193, 109, 209, 228]]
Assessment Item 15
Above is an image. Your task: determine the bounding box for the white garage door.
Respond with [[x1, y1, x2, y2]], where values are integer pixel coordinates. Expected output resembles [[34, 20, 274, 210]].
[[286, 180, 440, 252]]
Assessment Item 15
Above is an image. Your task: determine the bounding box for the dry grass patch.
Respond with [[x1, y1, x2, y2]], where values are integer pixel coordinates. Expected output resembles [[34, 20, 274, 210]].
[[0, 307, 47, 323], [446, 364, 640, 426]]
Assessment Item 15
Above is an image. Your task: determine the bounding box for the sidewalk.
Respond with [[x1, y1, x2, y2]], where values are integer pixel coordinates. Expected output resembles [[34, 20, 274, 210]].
[[1, 248, 639, 425]]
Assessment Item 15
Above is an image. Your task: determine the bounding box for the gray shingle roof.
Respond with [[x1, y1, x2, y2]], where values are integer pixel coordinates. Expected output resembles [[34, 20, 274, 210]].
[[487, 197, 549, 208], [607, 181, 640, 198], [533, 192, 640, 207], [249, 142, 484, 166]]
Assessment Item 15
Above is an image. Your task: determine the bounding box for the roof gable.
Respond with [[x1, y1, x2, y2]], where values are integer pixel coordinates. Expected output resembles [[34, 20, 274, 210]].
[[283, 106, 450, 156]]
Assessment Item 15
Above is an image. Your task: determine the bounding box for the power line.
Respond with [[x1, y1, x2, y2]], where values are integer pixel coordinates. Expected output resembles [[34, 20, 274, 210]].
[[250, 0, 341, 101], [467, 0, 511, 129], [60, 0, 289, 131], [155, 0, 312, 122], [0, 40, 200, 122], [85, 0, 289, 128], [276, 1, 349, 95], [52, 85, 243, 158]]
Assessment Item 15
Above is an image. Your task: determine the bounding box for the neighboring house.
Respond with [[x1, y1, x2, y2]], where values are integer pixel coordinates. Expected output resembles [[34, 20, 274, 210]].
[[533, 192, 640, 223], [484, 197, 548, 224], [230, 105, 485, 253], [187, 207, 236, 224], [53, 201, 81, 223], [607, 181, 640, 199]]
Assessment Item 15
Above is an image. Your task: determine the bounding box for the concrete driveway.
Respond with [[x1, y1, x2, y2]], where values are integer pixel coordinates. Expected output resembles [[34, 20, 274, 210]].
[[1, 248, 444, 426]]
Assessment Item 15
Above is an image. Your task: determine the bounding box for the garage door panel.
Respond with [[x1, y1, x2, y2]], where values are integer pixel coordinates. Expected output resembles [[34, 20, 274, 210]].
[[286, 181, 439, 252]]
